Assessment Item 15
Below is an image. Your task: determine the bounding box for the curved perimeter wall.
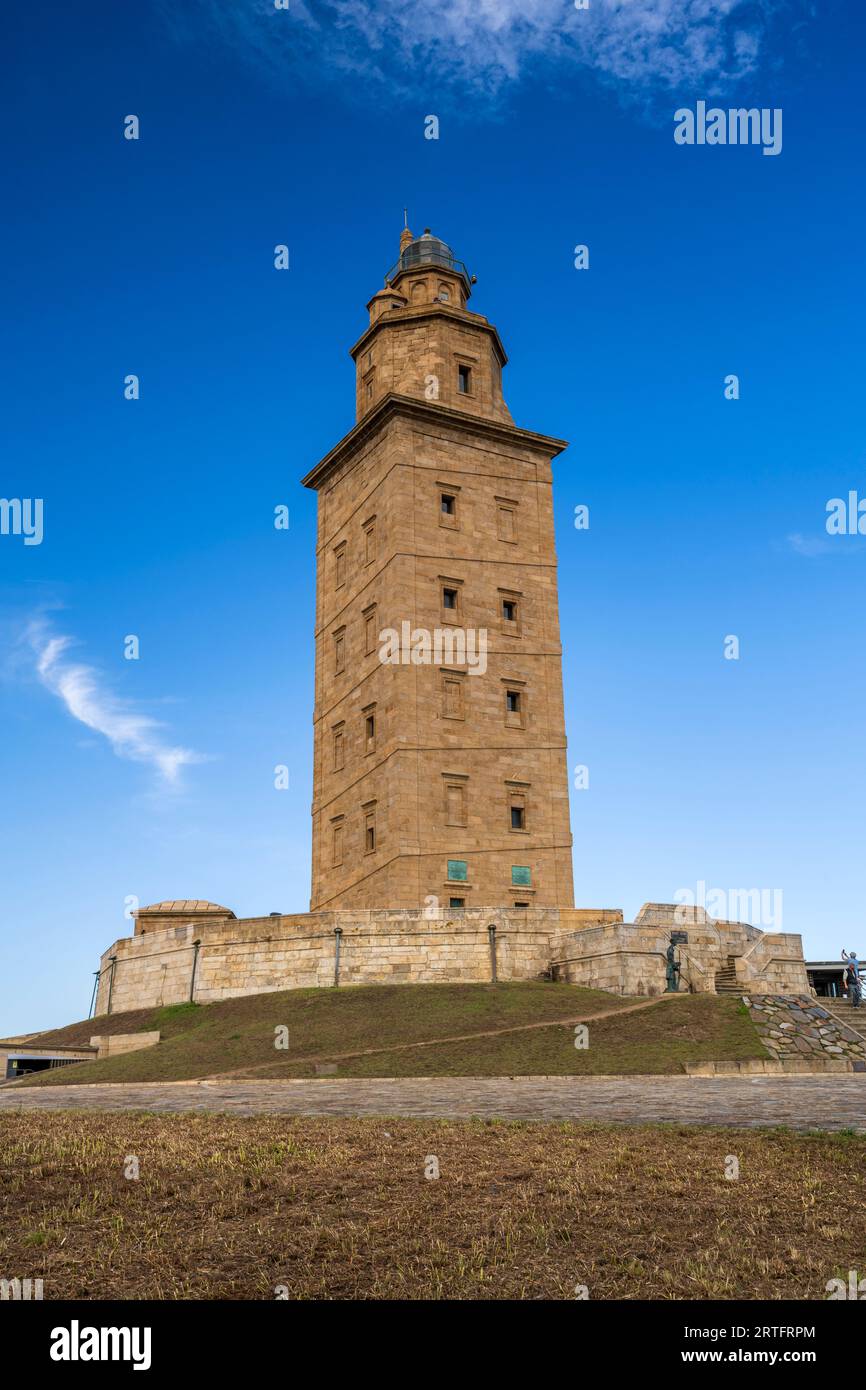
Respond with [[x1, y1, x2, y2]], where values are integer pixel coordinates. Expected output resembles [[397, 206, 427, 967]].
[[94, 908, 622, 1015], [92, 907, 808, 1015]]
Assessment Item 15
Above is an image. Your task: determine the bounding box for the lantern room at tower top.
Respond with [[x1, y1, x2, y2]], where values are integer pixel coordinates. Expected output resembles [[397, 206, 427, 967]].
[[385, 226, 474, 297], [353, 224, 512, 426]]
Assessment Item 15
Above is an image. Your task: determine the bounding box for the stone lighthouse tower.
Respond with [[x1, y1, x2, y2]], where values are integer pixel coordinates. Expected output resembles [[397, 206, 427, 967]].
[[302, 227, 574, 912]]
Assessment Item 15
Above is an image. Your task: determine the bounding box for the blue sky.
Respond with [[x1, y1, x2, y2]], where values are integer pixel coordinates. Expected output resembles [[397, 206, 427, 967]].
[[2, 0, 863, 1033]]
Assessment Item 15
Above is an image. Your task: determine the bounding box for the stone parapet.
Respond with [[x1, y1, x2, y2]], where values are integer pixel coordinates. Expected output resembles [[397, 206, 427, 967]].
[[94, 906, 583, 1015], [92, 901, 811, 1015]]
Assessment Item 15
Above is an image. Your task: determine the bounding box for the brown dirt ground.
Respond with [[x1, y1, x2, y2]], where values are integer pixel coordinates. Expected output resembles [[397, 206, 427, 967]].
[[1, 1111, 863, 1300]]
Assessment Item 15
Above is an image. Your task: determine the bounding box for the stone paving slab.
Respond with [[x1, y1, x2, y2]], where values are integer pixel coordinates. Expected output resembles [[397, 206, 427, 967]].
[[2, 1076, 866, 1132]]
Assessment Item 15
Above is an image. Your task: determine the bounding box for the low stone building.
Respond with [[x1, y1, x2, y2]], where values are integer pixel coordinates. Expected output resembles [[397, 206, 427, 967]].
[[805, 959, 849, 998], [0, 1030, 159, 1080], [0, 1040, 95, 1081]]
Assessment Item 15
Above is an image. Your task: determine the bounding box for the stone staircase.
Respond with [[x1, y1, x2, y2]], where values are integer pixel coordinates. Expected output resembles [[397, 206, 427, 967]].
[[714, 955, 741, 994], [821, 998, 866, 1029]]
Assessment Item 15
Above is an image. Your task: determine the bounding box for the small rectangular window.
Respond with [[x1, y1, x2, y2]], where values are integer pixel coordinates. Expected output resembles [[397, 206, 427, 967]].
[[364, 517, 377, 565], [443, 587, 458, 611], [443, 675, 465, 720], [513, 901, 529, 909], [449, 898, 465, 909], [497, 504, 516, 542], [499, 590, 522, 635], [331, 820, 344, 867], [504, 683, 525, 729], [438, 483, 460, 530], [444, 777, 467, 827], [334, 544, 347, 588], [364, 709, 376, 752], [507, 785, 529, 834], [364, 805, 377, 854], [332, 724, 345, 771], [364, 604, 377, 655], [334, 628, 346, 674], [458, 364, 471, 394]]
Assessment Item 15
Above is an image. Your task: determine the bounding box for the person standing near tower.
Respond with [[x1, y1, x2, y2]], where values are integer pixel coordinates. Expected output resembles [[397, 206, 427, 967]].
[[842, 949, 861, 1007]]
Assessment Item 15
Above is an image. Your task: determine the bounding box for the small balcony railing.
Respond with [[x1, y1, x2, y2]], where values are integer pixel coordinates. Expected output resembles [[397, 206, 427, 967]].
[[385, 247, 472, 287]]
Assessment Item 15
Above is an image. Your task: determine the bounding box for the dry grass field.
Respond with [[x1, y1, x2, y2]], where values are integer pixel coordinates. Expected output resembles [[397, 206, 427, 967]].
[[2, 1110, 863, 1300]]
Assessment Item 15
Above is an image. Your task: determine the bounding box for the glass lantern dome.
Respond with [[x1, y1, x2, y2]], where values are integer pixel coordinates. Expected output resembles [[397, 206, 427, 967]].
[[386, 229, 471, 289]]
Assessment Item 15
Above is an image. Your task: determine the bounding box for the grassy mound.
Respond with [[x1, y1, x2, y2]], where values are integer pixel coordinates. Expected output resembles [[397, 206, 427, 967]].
[[13, 982, 767, 1085]]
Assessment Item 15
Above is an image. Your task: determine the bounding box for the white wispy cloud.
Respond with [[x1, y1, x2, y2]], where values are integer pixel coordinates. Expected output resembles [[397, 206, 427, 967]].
[[786, 532, 836, 558], [159, 0, 793, 101], [27, 620, 205, 785]]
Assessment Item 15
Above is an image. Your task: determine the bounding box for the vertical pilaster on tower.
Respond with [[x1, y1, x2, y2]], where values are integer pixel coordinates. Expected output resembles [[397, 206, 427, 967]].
[[302, 229, 574, 913]]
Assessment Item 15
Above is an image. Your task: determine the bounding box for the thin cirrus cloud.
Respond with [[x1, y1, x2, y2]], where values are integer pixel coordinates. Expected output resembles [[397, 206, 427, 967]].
[[157, 0, 795, 101], [787, 532, 835, 558], [27, 620, 205, 786]]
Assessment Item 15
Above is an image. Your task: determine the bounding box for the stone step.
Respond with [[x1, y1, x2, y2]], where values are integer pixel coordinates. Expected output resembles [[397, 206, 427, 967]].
[[714, 963, 741, 993], [714, 968, 739, 992]]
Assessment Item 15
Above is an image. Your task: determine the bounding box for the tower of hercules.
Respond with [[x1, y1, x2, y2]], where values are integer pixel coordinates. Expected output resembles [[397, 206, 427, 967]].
[[302, 227, 575, 913]]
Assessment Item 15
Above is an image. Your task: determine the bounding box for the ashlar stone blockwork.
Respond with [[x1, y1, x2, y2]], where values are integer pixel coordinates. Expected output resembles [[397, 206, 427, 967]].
[[302, 228, 575, 912]]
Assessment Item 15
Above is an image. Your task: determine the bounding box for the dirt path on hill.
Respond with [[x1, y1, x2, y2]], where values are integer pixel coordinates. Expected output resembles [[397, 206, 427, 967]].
[[201, 992, 681, 1080]]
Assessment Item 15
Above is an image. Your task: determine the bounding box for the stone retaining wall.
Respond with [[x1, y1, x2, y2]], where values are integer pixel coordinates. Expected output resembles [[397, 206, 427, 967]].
[[92, 902, 810, 1015], [744, 994, 866, 1069], [550, 914, 809, 998], [95, 908, 589, 1015], [89, 1031, 161, 1059]]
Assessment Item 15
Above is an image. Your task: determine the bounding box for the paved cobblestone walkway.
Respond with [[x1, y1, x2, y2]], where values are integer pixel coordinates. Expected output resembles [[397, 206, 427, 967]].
[[2, 1076, 866, 1131]]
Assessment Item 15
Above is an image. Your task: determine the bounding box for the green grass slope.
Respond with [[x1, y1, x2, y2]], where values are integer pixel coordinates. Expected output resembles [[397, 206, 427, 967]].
[[11, 982, 768, 1086]]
